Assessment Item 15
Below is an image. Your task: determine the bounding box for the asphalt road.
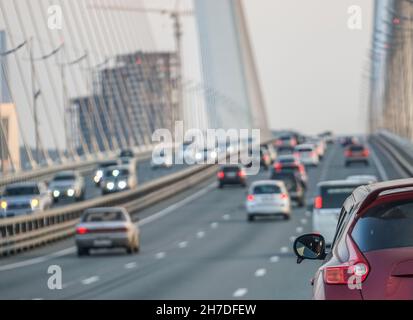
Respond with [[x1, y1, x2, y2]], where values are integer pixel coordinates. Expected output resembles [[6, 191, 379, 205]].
[[0, 140, 403, 299]]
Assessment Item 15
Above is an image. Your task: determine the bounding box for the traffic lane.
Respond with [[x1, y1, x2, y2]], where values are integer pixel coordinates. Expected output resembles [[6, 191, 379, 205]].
[[56, 150, 335, 299]]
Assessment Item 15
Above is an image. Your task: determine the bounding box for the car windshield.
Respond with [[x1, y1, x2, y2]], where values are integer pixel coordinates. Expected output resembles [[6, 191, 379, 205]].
[[105, 169, 129, 177], [4, 186, 40, 196], [320, 185, 357, 208], [82, 211, 126, 222], [53, 175, 75, 181], [352, 200, 413, 252], [253, 185, 281, 194], [100, 162, 118, 168], [120, 151, 133, 158]]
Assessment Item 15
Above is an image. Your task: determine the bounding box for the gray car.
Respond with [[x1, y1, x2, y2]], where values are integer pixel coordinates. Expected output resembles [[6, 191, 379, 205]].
[[49, 171, 85, 203], [75, 207, 140, 256], [0, 182, 53, 218]]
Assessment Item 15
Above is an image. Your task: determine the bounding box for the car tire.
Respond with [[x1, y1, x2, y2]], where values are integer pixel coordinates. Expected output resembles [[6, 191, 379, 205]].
[[283, 214, 290, 220], [247, 215, 254, 222], [126, 245, 134, 255], [218, 183, 223, 189], [77, 247, 89, 257]]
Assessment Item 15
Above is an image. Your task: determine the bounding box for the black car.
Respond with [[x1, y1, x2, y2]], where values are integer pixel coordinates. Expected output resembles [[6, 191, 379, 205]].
[[217, 165, 247, 188], [120, 149, 135, 158], [270, 171, 305, 207]]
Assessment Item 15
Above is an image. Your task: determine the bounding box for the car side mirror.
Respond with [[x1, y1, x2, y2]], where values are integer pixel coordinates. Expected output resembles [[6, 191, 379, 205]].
[[293, 233, 326, 264]]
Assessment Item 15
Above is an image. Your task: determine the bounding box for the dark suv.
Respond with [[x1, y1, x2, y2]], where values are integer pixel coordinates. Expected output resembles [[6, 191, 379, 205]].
[[217, 165, 247, 188], [271, 171, 305, 207], [293, 179, 413, 300]]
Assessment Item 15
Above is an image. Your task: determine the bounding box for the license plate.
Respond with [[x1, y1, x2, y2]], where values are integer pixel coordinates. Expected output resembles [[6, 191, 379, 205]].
[[93, 239, 112, 247], [226, 172, 236, 178]]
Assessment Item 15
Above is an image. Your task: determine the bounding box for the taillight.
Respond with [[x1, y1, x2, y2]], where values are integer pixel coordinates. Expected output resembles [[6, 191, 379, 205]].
[[275, 140, 282, 146], [76, 227, 88, 235], [293, 152, 300, 158], [237, 170, 246, 177], [280, 193, 288, 199], [274, 163, 282, 171], [247, 194, 254, 202], [314, 196, 322, 209], [345, 150, 352, 157], [263, 154, 269, 162], [311, 151, 317, 157], [217, 171, 225, 179], [298, 164, 305, 174], [324, 236, 370, 285], [363, 149, 369, 157]]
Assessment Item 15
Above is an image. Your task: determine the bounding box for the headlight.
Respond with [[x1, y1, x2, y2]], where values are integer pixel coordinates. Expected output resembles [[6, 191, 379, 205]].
[[95, 170, 103, 178], [31, 198, 39, 209], [195, 152, 202, 160], [106, 182, 115, 190], [118, 181, 127, 189], [1, 201, 7, 210], [210, 151, 218, 159], [53, 190, 60, 198], [112, 170, 120, 177], [67, 189, 75, 197]]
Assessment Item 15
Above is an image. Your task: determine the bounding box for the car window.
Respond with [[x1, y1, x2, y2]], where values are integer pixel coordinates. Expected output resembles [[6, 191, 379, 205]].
[[54, 175, 75, 181], [349, 145, 364, 152], [352, 199, 413, 252], [222, 166, 240, 173], [253, 185, 281, 194], [4, 186, 40, 196], [319, 186, 357, 209], [82, 211, 126, 222]]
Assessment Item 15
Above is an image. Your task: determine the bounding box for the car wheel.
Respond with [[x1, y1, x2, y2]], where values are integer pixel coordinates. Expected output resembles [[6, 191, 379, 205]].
[[283, 214, 290, 220], [218, 183, 223, 189], [248, 215, 254, 222], [126, 245, 134, 255], [77, 247, 89, 257]]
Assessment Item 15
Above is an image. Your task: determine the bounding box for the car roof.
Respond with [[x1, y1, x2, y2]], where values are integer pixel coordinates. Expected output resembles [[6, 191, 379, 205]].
[[317, 180, 365, 187], [83, 207, 127, 215], [6, 181, 42, 188], [295, 144, 315, 149], [250, 180, 285, 187]]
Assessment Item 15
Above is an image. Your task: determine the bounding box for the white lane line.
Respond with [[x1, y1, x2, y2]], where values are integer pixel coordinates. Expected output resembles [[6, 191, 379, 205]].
[[270, 256, 280, 263], [296, 226, 303, 233], [155, 252, 166, 259], [0, 183, 215, 272], [367, 142, 389, 180], [124, 262, 137, 269], [300, 218, 308, 225], [254, 268, 266, 277], [32, 298, 44, 300], [81, 276, 99, 285], [178, 241, 188, 248], [0, 247, 76, 272], [210, 222, 219, 229], [222, 214, 230, 221], [280, 246, 289, 254], [196, 231, 205, 239], [289, 236, 296, 243], [233, 288, 248, 298]]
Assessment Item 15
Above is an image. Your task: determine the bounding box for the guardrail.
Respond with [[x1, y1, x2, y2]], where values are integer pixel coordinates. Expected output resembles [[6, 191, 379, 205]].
[[370, 131, 413, 176], [0, 139, 276, 257]]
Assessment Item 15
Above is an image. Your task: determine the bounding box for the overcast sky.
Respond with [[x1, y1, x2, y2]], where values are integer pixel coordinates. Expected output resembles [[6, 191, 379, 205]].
[[1, 0, 374, 148]]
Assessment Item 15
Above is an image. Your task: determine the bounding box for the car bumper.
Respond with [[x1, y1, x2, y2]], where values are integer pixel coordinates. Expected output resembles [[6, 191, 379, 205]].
[[0, 208, 36, 218], [76, 235, 131, 249], [246, 204, 290, 215], [219, 177, 245, 185]]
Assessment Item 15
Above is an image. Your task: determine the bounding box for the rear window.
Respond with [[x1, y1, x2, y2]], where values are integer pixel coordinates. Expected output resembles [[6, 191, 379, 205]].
[[280, 136, 291, 141], [253, 185, 281, 194], [298, 148, 313, 153], [349, 145, 364, 152], [4, 186, 40, 196], [82, 211, 126, 222], [223, 166, 240, 173], [320, 186, 356, 208], [279, 157, 295, 163], [352, 200, 413, 252]]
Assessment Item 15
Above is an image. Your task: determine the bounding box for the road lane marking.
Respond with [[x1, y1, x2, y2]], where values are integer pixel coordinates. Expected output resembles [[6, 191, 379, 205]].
[[233, 288, 248, 298], [178, 241, 188, 248], [280, 246, 289, 253], [254, 268, 266, 277], [124, 262, 137, 269], [0, 183, 216, 272], [296, 226, 303, 233], [156, 252, 166, 259], [222, 214, 230, 220], [81, 276, 99, 285], [270, 256, 280, 263], [367, 142, 389, 180], [289, 236, 296, 243], [300, 218, 307, 225], [196, 231, 205, 239], [210, 222, 219, 229]]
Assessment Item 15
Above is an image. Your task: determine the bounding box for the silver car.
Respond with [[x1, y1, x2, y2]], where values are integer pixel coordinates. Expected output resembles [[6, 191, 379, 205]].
[[246, 180, 291, 221], [49, 171, 85, 203], [101, 165, 137, 195], [75, 207, 140, 256], [0, 182, 53, 218]]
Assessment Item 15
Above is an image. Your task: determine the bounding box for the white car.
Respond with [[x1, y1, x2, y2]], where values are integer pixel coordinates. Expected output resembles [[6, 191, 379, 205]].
[[346, 175, 378, 184], [294, 144, 319, 166], [0, 182, 53, 218], [246, 180, 291, 221], [312, 180, 364, 245], [49, 171, 85, 202]]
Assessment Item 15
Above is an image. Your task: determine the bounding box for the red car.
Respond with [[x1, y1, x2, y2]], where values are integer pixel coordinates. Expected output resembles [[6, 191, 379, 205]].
[[293, 179, 413, 300], [344, 144, 369, 166]]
